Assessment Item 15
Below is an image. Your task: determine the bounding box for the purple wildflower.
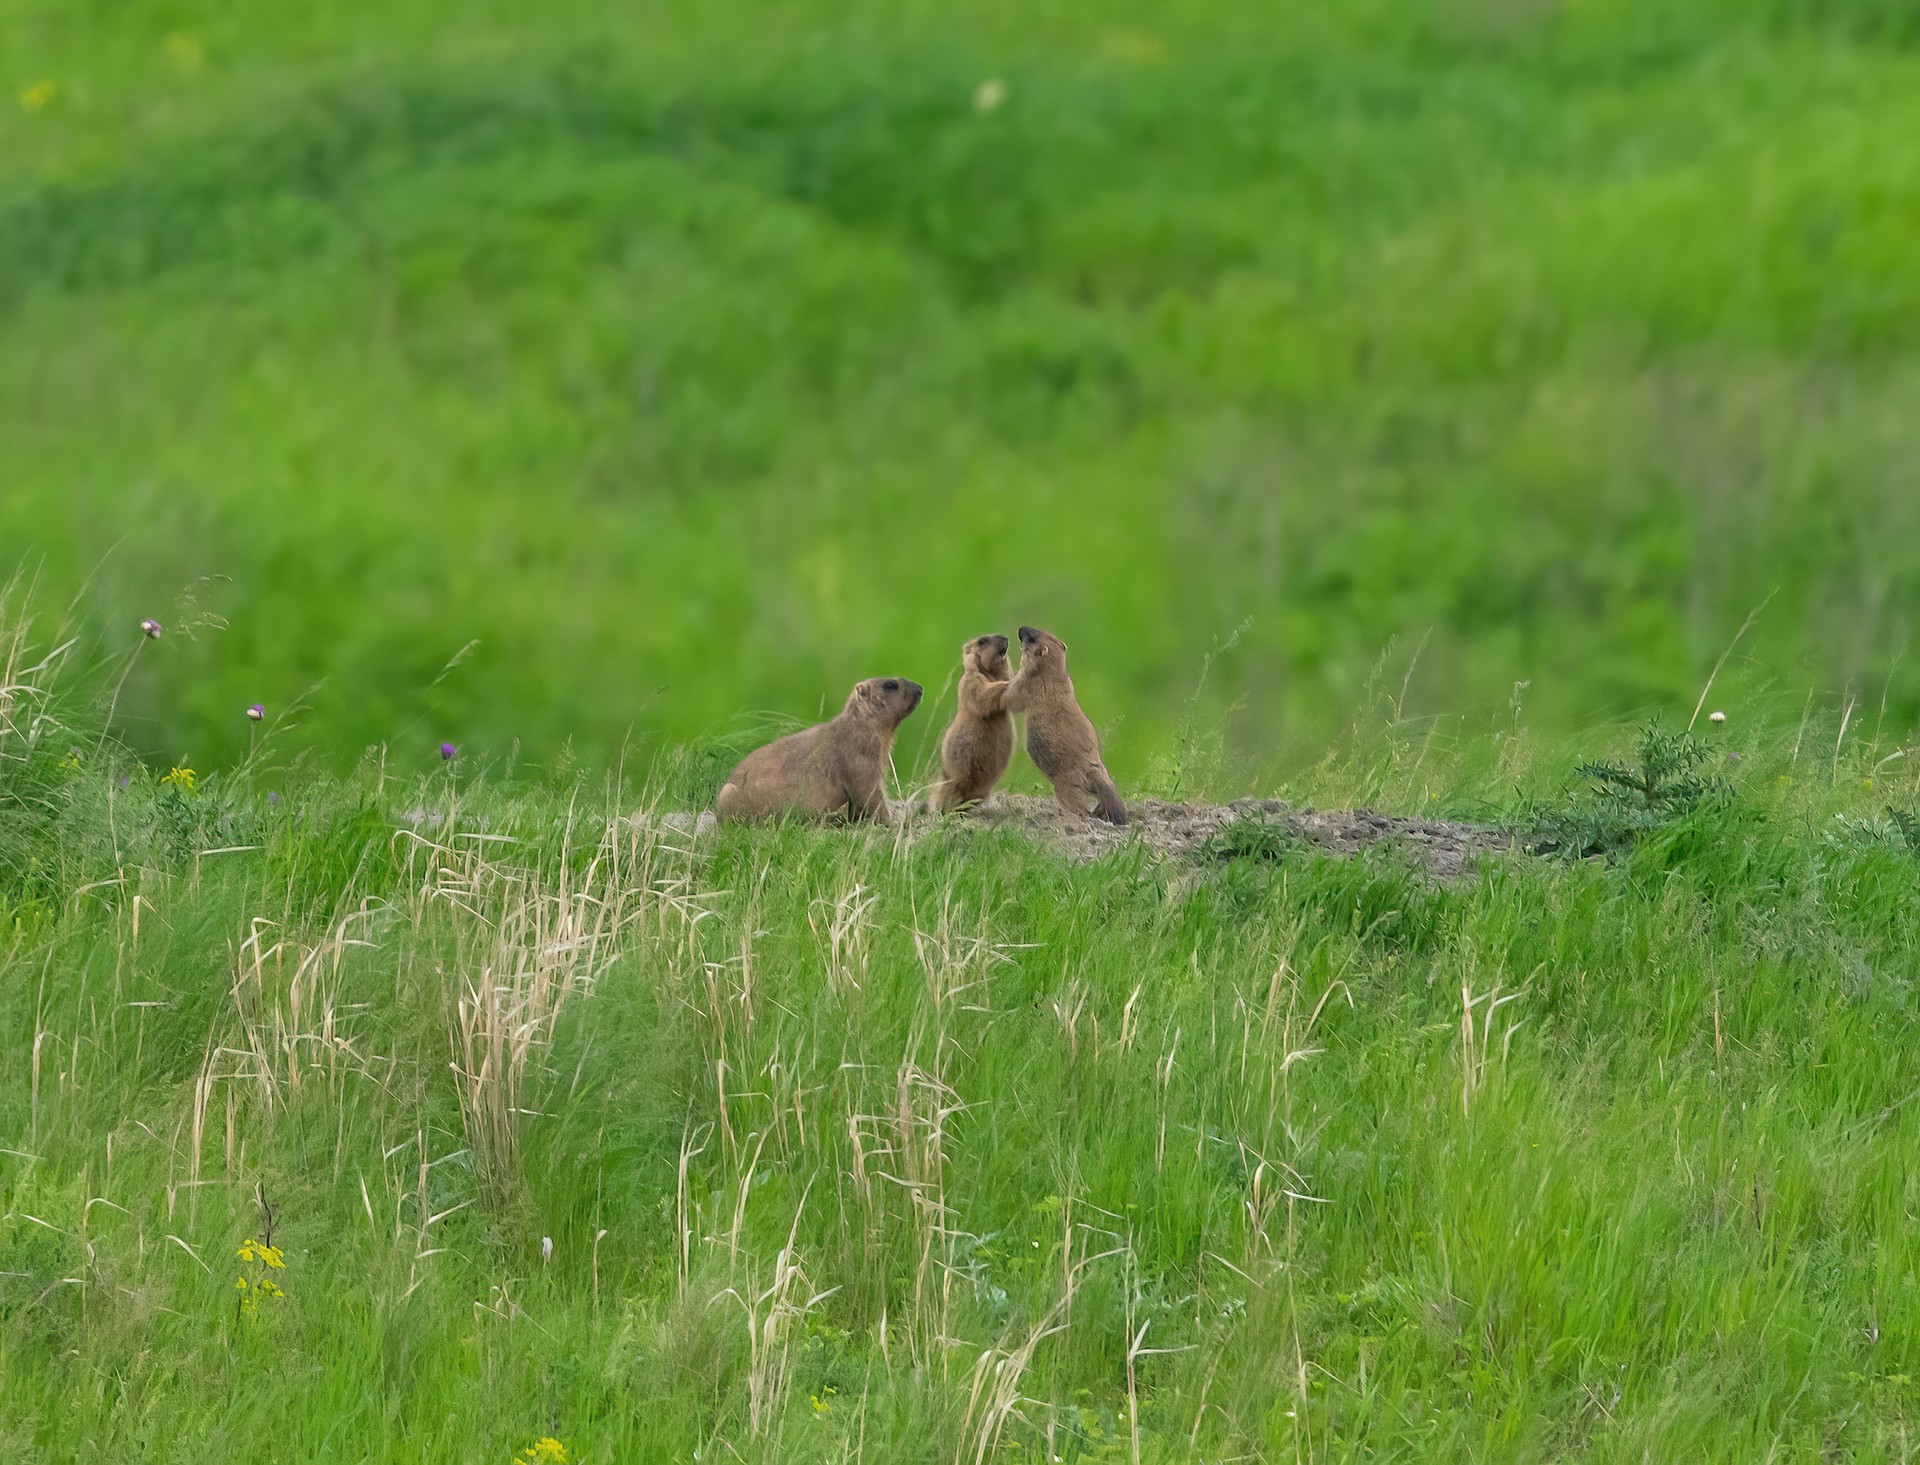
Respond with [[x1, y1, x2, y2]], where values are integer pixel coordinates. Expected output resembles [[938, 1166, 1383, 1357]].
[[246, 703, 265, 721], [140, 618, 163, 639], [440, 742, 457, 761], [268, 790, 281, 805]]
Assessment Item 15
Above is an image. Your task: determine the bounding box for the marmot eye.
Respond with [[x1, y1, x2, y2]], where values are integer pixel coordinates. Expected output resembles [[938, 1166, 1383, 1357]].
[[883, 679, 899, 691]]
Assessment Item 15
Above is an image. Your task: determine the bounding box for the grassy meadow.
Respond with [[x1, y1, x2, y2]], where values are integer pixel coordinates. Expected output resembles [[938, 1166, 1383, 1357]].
[[6, 0, 1920, 772], [7, 612, 1920, 1461], [10, 0, 1920, 1460]]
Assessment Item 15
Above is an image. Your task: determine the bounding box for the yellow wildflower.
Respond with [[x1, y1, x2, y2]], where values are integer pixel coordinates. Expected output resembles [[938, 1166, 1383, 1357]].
[[234, 1237, 289, 1319], [237, 1238, 287, 1268], [516, 1440, 570, 1465], [161, 766, 197, 792], [20, 80, 55, 112]]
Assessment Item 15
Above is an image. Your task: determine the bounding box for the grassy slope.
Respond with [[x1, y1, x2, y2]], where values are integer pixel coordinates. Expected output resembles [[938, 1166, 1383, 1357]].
[[5, 624, 1920, 1459], [6, 0, 1920, 774], [9, 3, 1920, 1458]]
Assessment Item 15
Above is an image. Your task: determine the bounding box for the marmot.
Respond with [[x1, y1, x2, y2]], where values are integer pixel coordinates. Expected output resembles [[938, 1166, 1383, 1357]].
[[928, 633, 1012, 814], [714, 677, 923, 824], [1001, 626, 1127, 825]]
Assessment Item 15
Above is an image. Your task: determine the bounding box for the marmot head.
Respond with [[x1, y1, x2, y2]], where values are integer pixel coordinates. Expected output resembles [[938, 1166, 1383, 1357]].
[[1016, 625, 1068, 676], [846, 676, 924, 728], [961, 633, 1011, 680]]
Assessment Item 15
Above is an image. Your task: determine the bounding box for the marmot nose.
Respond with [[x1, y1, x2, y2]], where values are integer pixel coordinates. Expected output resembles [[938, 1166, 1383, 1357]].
[[993, 635, 1009, 652], [1017, 626, 1037, 644], [905, 681, 923, 704]]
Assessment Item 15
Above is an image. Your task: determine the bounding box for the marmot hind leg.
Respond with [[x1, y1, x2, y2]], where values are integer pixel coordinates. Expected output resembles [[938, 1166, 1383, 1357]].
[[1050, 779, 1091, 820]]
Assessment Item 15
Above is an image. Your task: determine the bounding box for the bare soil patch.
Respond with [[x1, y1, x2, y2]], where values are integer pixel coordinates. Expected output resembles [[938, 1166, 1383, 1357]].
[[649, 795, 1517, 880], [963, 794, 1515, 880]]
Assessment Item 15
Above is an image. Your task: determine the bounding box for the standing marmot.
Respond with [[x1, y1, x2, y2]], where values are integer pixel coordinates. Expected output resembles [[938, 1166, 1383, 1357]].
[[714, 677, 923, 824], [928, 633, 1012, 814], [1001, 626, 1127, 825]]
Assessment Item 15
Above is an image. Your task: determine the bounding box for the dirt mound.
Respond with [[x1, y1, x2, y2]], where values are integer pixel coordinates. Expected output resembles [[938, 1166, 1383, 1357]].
[[645, 796, 1516, 880], [963, 795, 1514, 880]]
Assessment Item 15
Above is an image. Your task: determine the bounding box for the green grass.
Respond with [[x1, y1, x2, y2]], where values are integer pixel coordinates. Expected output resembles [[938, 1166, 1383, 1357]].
[[7, 0, 1920, 773], [10, 4, 1920, 1457], [6, 614, 1920, 1461]]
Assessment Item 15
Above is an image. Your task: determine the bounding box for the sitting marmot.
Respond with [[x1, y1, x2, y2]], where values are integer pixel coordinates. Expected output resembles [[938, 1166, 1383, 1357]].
[[714, 677, 923, 824]]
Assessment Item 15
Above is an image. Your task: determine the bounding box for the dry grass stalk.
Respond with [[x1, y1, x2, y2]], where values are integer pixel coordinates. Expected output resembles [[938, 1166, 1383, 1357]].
[[0, 588, 75, 769], [429, 815, 637, 1199], [955, 1231, 1117, 1465], [1458, 975, 1528, 1117], [186, 904, 390, 1219], [713, 1184, 838, 1438], [676, 1118, 711, 1297], [809, 876, 878, 993]]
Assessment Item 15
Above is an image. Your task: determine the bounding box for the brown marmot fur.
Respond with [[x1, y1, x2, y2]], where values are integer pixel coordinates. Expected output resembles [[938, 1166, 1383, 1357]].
[[1001, 626, 1127, 825], [714, 677, 923, 824], [928, 634, 1012, 814]]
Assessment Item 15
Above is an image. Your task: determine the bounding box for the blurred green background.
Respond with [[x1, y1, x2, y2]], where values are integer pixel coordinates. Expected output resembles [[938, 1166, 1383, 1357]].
[[7, 0, 1919, 780]]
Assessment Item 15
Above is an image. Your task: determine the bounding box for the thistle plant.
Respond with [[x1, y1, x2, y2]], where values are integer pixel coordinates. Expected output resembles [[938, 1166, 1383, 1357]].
[[1886, 806, 1920, 858]]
